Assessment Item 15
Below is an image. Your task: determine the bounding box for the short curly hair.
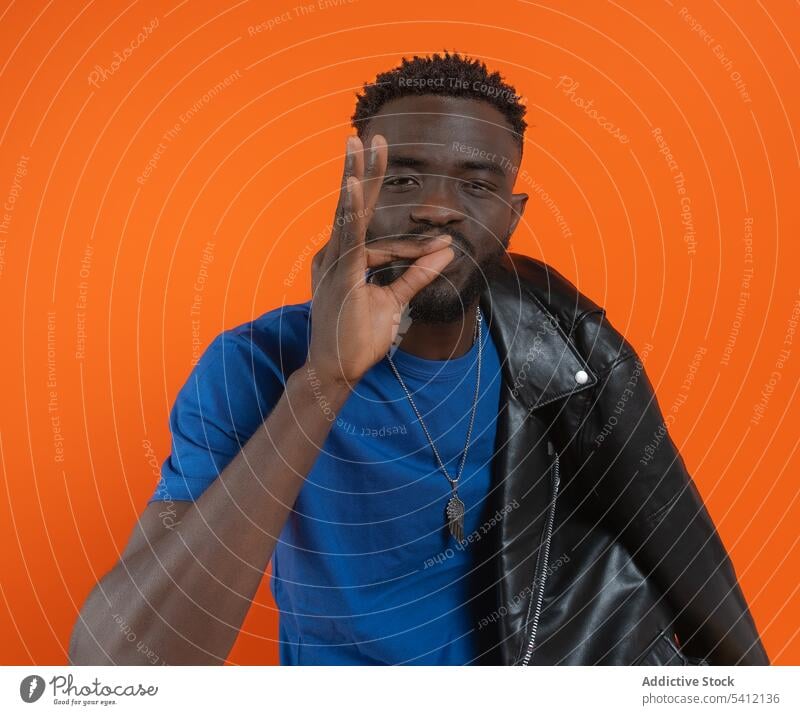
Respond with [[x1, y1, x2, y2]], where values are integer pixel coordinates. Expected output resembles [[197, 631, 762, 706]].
[[351, 51, 527, 155]]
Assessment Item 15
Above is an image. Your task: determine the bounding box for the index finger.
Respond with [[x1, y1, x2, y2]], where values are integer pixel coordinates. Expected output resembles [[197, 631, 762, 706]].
[[360, 134, 388, 222], [365, 235, 453, 267], [322, 136, 366, 273]]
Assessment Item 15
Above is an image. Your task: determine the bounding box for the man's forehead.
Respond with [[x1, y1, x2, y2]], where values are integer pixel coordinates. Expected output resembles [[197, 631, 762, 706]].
[[366, 95, 519, 161]]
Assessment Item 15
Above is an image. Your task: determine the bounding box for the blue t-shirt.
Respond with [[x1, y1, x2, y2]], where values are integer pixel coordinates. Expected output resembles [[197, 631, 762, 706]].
[[149, 300, 503, 665]]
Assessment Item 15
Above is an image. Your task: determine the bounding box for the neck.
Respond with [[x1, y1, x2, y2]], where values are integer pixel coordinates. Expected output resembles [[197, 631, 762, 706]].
[[394, 301, 479, 360]]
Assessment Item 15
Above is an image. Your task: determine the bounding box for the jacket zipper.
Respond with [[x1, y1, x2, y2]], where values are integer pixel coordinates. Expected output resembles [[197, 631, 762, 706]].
[[520, 441, 561, 666]]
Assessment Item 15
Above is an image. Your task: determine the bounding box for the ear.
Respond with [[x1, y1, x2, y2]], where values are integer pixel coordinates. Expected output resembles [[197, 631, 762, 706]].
[[507, 192, 529, 239]]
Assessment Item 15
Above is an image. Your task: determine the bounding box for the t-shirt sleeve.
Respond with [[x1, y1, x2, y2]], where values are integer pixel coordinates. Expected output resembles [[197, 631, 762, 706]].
[[148, 330, 287, 503]]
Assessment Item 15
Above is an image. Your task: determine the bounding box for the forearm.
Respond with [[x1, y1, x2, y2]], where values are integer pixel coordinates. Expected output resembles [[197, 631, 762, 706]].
[[70, 363, 351, 665]]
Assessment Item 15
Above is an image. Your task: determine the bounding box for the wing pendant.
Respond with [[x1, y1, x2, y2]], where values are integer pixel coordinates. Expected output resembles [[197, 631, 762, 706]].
[[446, 494, 465, 543]]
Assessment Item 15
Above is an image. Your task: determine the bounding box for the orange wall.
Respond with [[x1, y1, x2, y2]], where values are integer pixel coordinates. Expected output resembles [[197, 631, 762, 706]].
[[0, 0, 798, 665]]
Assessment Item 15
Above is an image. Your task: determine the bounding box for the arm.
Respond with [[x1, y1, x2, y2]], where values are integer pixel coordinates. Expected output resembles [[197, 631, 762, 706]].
[[581, 343, 769, 665], [69, 133, 456, 665], [69, 365, 352, 665]]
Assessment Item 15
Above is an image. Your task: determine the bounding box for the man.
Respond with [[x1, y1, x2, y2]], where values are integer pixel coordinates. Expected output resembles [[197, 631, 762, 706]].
[[69, 52, 769, 666]]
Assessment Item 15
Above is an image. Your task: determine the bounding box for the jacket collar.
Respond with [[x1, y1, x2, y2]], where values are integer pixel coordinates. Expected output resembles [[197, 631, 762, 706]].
[[478, 252, 598, 411]]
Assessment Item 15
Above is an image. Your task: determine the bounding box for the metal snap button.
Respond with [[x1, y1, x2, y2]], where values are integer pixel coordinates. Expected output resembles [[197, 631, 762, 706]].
[[575, 370, 589, 384]]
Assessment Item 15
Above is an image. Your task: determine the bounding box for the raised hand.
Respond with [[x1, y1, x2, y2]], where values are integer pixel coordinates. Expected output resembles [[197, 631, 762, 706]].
[[307, 135, 455, 388]]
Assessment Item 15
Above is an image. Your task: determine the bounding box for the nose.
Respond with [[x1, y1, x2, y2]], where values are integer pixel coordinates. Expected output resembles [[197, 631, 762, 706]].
[[409, 176, 465, 227]]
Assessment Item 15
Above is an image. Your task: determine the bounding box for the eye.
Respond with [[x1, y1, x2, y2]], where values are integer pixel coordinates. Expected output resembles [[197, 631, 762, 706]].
[[382, 176, 418, 188], [465, 180, 495, 194]]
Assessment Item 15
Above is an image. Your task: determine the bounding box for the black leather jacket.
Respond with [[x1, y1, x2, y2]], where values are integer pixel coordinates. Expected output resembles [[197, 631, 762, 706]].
[[475, 252, 769, 666]]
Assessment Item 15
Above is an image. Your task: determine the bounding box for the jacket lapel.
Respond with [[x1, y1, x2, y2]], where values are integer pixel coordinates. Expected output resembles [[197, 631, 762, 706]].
[[479, 253, 598, 408]]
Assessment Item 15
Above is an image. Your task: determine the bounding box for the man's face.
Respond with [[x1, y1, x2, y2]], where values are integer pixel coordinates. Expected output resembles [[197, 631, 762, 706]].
[[363, 95, 528, 323]]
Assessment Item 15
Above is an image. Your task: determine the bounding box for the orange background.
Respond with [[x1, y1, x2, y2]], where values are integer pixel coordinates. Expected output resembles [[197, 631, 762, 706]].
[[0, 0, 798, 665]]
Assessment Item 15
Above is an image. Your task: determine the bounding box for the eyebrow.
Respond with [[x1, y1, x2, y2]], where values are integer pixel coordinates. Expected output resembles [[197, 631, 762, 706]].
[[386, 154, 507, 178], [458, 159, 506, 177]]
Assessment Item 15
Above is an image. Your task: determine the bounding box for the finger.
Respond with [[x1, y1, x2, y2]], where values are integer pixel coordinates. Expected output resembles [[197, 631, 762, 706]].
[[386, 246, 456, 306], [311, 243, 325, 296], [365, 235, 453, 268], [324, 136, 363, 272], [350, 135, 366, 182], [361, 135, 388, 221], [335, 175, 367, 279]]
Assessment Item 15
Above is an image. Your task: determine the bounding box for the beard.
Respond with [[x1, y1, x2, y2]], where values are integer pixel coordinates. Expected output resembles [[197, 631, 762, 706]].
[[366, 227, 508, 324]]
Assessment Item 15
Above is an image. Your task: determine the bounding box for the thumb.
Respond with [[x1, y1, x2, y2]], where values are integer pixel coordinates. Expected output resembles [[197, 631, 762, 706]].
[[387, 246, 456, 306]]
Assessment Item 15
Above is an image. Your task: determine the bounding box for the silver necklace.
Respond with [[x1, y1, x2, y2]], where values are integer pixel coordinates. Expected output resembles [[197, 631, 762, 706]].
[[385, 308, 483, 544]]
